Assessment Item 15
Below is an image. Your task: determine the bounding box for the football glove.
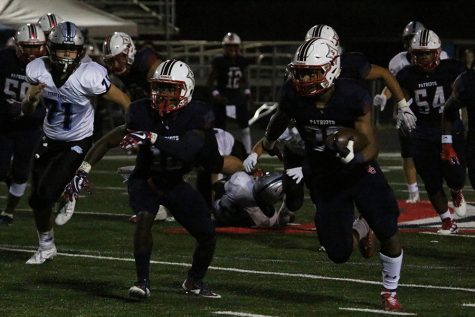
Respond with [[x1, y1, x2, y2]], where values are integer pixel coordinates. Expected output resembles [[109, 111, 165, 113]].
[[120, 131, 158, 150], [243, 152, 258, 173], [336, 139, 355, 164], [286, 167, 303, 184], [373, 94, 387, 111], [396, 99, 417, 135], [64, 170, 90, 201], [441, 135, 460, 165]]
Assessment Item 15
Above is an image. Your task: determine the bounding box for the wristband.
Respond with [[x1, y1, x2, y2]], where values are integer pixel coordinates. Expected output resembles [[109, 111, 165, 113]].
[[212, 89, 220, 97], [441, 135, 453, 144], [397, 99, 408, 109], [79, 161, 92, 173]]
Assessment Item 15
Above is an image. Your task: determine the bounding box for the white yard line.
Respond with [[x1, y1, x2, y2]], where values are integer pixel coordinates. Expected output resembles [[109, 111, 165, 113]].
[[213, 312, 277, 317], [339, 307, 417, 315], [1, 246, 475, 294], [462, 303, 475, 307]]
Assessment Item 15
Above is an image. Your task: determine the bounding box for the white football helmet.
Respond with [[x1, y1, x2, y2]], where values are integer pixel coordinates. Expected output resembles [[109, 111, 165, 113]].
[[289, 38, 341, 96], [47, 21, 85, 73], [37, 13, 64, 36], [222, 32, 241, 45], [150, 59, 195, 116], [402, 21, 425, 49], [102, 32, 136, 75], [304, 24, 340, 46], [14, 23, 46, 63], [410, 29, 441, 71]]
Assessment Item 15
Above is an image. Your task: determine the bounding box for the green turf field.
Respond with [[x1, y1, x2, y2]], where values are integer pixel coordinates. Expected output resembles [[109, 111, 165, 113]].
[[1, 154, 474, 317]]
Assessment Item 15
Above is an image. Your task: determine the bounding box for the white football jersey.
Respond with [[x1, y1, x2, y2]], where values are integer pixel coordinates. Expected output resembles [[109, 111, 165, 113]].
[[389, 50, 449, 75], [26, 57, 111, 141], [214, 128, 235, 155]]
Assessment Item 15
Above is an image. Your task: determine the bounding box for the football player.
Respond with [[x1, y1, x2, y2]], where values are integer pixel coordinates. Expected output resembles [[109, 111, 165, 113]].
[[102, 32, 164, 101], [21, 21, 131, 264], [443, 70, 475, 217], [374, 21, 450, 203], [0, 24, 46, 225], [206, 32, 253, 153], [118, 59, 222, 299], [213, 171, 293, 227], [259, 39, 404, 311], [396, 29, 466, 234]]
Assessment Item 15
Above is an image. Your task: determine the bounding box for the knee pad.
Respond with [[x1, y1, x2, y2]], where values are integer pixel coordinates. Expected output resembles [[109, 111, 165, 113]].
[[9, 182, 27, 197]]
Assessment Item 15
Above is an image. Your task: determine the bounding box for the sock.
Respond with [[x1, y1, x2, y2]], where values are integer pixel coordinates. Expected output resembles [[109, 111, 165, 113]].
[[407, 182, 418, 193], [38, 230, 54, 249], [0, 211, 13, 219], [380, 250, 403, 291], [241, 127, 252, 154], [352, 217, 370, 240], [134, 251, 151, 284], [440, 210, 452, 221]]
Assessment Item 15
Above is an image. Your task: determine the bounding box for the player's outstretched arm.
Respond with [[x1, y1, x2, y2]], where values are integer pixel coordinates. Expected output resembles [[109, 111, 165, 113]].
[[102, 84, 131, 111], [367, 64, 405, 105]]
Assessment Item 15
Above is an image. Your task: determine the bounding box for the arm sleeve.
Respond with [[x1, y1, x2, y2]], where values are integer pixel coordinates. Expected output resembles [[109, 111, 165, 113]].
[[81, 63, 111, 95]]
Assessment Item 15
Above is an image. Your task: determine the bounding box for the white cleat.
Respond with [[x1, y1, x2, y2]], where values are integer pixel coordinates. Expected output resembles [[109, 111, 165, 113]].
[[154, 205, 168, 221], [55, 198, 76, 226], [26, 245, 57, 264], [405, 191, 420, 204]]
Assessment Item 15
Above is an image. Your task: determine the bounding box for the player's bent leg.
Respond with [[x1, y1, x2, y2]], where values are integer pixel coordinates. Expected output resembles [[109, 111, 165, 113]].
[[352, 217, 375, 259], [379, 233, 403, 311]]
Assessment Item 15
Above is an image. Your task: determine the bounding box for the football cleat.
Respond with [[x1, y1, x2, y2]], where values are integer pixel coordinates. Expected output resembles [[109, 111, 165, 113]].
[[437, 218, 459, 235], [381, 290, 403, 311], [451, 190, 466, 217], [155, 205, 168, 221], [0, 214, 14, 226], [182, 278, 221, 299], [405, 191, 420, 203], [128, 281, 150, 299], [26, 245, 57, 264], [359, 228, 376, 259], [55, 197, 76, 226]]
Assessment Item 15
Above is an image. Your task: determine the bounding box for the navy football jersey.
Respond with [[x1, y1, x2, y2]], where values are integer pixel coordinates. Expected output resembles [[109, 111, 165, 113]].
[[127, 99, 219, 182], [397, 59, 465, 138], [0, 48, 44, 132], [119, 47, 163, 101], [340, 52, 371, 81], [211, 54, 249, 94], [278, 78, 372, 186], [453, 70, 475, 130]]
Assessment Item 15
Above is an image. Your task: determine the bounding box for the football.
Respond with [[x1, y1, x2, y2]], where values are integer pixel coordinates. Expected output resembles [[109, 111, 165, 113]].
[[325, 127, 369, 153]]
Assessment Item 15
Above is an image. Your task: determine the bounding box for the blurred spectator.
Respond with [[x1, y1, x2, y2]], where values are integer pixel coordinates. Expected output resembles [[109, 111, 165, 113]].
[[462, 48, 475, 70]]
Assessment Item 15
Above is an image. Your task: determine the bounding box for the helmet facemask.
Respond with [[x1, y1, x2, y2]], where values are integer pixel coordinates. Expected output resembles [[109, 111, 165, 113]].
[[104, 52, 129, 75], [411, 48, 441, 71], [290, 63, 337, 96], [102, 32, 136, 75], [47, 42, 84, 74], [14, 23, 46, 64], [150, 79, 189, 116], [17, 44, 45, 64]]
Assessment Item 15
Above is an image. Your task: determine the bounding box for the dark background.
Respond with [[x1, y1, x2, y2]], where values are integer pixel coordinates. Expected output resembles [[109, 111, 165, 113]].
[[175, 0, 475, 65]]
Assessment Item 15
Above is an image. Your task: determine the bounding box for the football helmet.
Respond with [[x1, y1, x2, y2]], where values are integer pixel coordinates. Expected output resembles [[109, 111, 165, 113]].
[[149, 59, 195, 116], [14, 23, 46, 64], [410, 29, 441, 72], [304, 24, 340, 46], [102, 32, 136, 75], [289, 38, 341, 96], [253, 172, 284, 207], [222, 32, 241, 45], [46, 21, 85, 74], [402, 21, 425, 50], [37, 13, 64, 36]]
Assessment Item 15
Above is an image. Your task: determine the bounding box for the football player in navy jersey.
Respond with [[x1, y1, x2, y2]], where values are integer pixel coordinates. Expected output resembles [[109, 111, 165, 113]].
[[207, 32, 252, 153], [21, 22, 131, 264], [442, 70, 475, 218], [259, 39, 404, 311], [396, 29, 466, 234], [118, 59, 222, 299], [0, 24, 46, 226]]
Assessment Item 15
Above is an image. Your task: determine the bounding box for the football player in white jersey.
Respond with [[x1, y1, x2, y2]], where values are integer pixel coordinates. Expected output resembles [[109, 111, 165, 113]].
[[21, 21, 131, 264]]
